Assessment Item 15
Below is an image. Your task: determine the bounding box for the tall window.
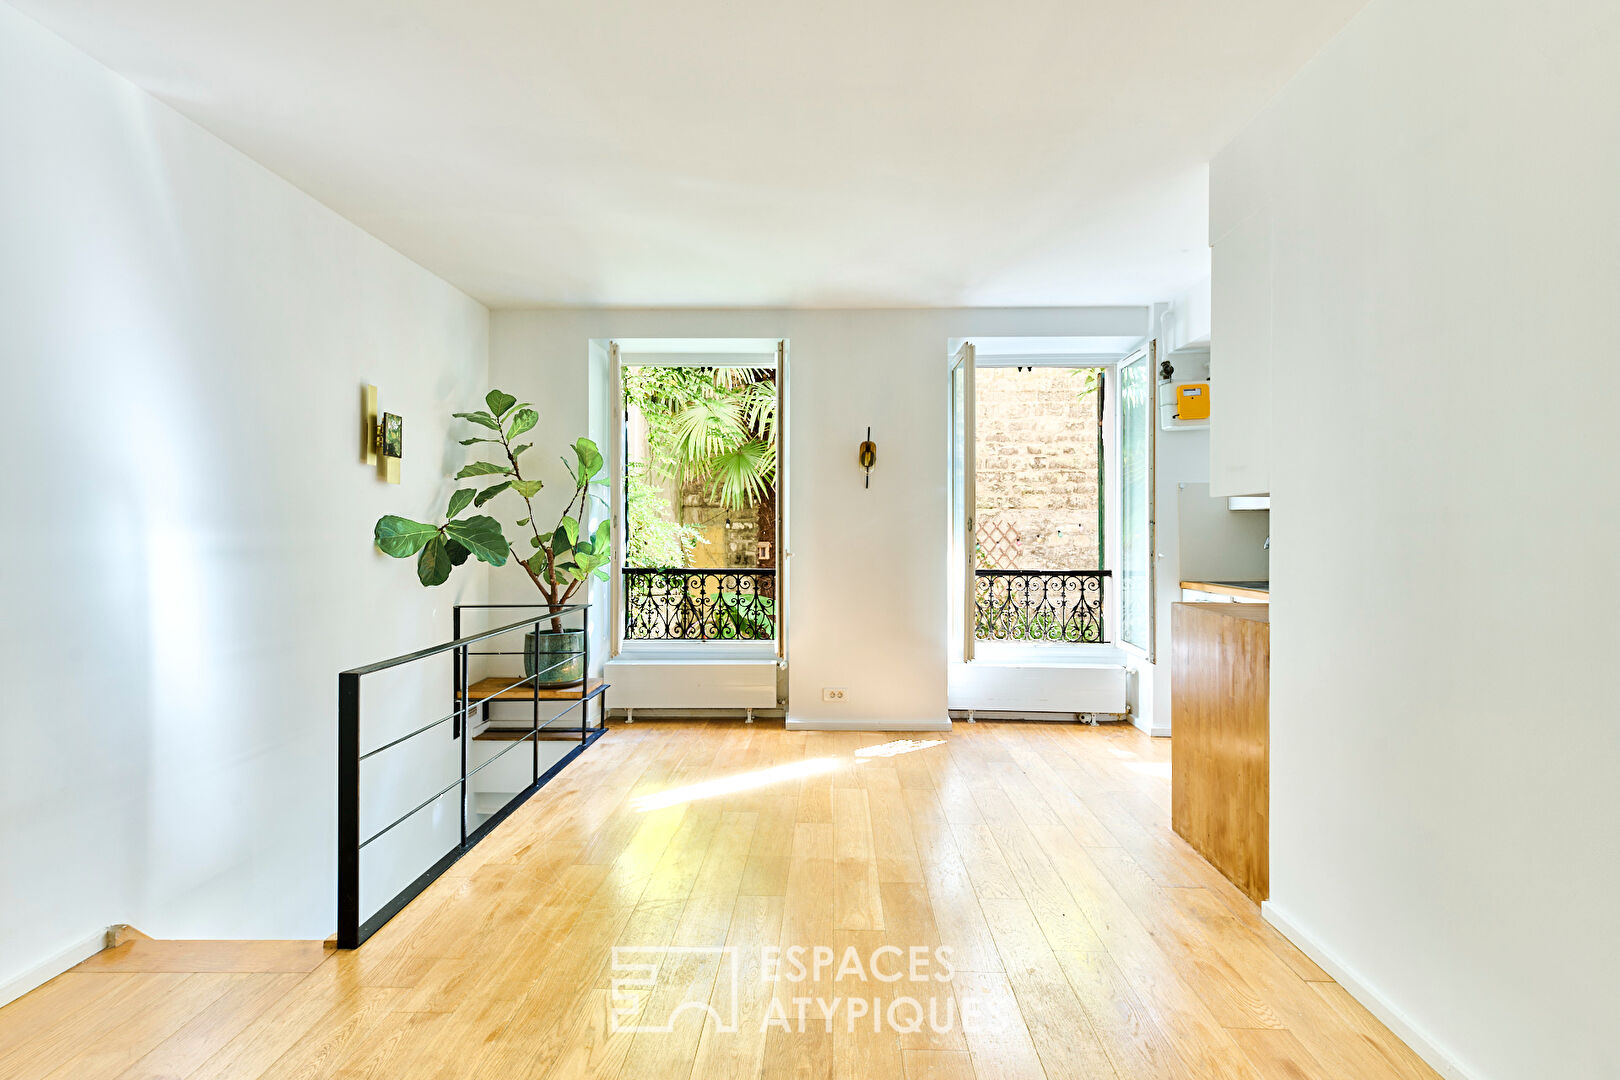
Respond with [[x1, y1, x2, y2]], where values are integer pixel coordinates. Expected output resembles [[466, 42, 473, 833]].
[[951, 341, 1151, 659], [620, 361, 780, 643], [972, 366, 1109, 644]]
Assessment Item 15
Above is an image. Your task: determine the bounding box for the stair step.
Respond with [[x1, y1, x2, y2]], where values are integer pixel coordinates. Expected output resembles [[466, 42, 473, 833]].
[[74, 938, 329, 974]]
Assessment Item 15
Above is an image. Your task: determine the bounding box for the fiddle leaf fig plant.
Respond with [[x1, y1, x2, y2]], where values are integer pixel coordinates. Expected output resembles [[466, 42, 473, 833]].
[[372, 390, 611, 628]]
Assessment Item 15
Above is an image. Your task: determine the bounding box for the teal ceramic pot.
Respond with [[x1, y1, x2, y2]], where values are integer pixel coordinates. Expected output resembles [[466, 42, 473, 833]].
[[525, 630, 585, 688]]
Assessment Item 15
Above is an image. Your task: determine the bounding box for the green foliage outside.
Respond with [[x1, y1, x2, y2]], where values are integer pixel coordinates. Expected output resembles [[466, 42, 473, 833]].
[[622, 365, 779, 636], [623, 365, 777, 514], [717, 593, 776, 639], [624, 462, 705, 567]]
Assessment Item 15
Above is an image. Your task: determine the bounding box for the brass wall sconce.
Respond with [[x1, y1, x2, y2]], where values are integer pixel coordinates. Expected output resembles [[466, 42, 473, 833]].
[[361, 385, 403, 484], [859, 427, 876, 488]]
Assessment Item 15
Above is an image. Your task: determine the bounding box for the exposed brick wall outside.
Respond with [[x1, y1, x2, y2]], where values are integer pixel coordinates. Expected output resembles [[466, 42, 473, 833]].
[[975, 367, 1102, 570]]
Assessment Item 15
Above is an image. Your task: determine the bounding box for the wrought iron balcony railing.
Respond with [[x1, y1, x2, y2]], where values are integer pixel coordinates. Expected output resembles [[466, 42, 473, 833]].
[[975, 569, 1110, 644], [624, 568, 777, 641]]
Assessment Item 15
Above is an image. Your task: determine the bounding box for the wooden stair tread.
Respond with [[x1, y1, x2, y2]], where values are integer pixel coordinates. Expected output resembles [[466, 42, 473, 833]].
[[458, 676, 605, 702], [73, 939, 329, 974], [474, 727, 600, 741]]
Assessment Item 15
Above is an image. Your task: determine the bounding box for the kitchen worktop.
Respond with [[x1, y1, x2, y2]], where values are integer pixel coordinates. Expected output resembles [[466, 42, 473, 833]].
[[1180, 579, 1270, 601]]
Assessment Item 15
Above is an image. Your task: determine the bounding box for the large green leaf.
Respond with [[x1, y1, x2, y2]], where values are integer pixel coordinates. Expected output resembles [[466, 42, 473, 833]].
[[706, 438, 776, 509], [455, 461, 512, 478], [445, 538, 471, 566], [572, 438, 605, 483], [570, 520, 606, 559], [551, 523, 575, 569], [572, 522, 611, 571], [507, 408, 538, 439], [417, 534, 452, 585], [446, 488, 476, 518], [485, 389, 517, 418], [444, 515, 510, 566], [512, 478, 543, 500], [374, 516, 438, 558], [572, 542, 609, 577], [473, 481, 511, 506], [556, 515, 580, 547], [453, 411, 501, 431], [670, 396, 744, 462]]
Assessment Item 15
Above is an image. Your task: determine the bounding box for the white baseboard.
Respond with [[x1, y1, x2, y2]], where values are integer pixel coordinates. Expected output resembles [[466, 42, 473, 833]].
[[1128, 710, 1171, 737], [1261, 902, 1477, 1080], [611, 707, 786, 722], [785, 715, 952, 732], [0, 926, 114, 1008]]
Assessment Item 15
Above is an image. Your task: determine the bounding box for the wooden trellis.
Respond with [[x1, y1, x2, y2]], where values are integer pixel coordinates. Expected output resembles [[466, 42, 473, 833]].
[[976, 518, 1022, 569]]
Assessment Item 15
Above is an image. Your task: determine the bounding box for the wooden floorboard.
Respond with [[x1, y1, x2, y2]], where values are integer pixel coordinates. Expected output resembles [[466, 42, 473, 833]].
[[74, 940, 330, 974], [0, 719, 1441, 1080]]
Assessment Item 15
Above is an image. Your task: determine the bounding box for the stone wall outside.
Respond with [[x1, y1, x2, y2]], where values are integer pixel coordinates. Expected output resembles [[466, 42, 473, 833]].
[[975, 367, 1103, 570]]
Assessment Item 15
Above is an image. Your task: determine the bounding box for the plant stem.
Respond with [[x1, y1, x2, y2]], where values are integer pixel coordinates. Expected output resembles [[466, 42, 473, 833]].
[[500, 422, 596, 635]]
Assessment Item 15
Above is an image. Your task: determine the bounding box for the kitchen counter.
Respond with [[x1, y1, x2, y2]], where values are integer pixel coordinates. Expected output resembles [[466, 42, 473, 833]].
[[1180, 579, 1270, 601], [1171, 602, 1269, 901]]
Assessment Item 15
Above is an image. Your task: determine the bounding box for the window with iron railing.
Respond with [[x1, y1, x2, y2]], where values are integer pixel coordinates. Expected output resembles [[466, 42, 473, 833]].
[[623, 568, 776, 641], [975, 569, 1109, 644]]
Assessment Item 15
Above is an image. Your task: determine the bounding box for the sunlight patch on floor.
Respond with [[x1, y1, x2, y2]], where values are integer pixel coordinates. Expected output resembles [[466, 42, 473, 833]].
[[632, 757, 841, 811], [854, 739, 946, 759]]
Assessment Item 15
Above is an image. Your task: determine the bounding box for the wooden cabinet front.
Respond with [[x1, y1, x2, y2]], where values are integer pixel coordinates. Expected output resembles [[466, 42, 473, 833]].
[[1171, 602, 1269, 902]]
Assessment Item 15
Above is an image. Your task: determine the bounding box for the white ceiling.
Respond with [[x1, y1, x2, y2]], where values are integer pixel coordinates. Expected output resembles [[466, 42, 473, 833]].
[[13, 0, 1365, 308]]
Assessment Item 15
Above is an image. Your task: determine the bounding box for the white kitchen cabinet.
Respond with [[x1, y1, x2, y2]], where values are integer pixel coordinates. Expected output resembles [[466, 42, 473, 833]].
[[1209, 207, 1272, 497]]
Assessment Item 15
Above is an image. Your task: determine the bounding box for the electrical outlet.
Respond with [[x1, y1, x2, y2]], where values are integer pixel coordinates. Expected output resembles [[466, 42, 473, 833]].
[[822, 688, 847, 703]]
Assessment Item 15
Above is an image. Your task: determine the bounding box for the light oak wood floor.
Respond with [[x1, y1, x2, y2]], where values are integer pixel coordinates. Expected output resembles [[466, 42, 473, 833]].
[[0, 720, 1441, 1080]]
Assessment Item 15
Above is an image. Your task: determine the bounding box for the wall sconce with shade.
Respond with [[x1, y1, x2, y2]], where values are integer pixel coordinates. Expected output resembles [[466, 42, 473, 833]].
[[361, 385, 403, 484], [859, 427, 876, 488]]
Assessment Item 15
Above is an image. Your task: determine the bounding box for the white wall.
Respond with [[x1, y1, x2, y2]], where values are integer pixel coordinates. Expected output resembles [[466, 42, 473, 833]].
[[1160, 275, 1211, 354], [0, 4, 489, 998], [1212, 0, 1620, 1076], [1176, 484, 1269, 582], [490, 307, 1146, 730]]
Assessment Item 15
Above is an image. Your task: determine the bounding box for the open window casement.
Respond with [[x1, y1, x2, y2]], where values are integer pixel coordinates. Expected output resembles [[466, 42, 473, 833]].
[[775, 340, 788, 662], [1116, 343, 1156, 661], [950, 341, 976, 662], [605, 340, 624, 656]]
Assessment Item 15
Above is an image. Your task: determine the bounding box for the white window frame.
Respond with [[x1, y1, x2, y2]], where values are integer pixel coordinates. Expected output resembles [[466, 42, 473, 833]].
[[954, 346, 1137, 663], [610, 342, 784, 662]]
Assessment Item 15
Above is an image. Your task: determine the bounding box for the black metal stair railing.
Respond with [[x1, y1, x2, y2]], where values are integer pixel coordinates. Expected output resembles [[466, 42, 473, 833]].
[[975, 569, 1110, 643], [337, 603, 605, 949], [623, 568, 776, 641]]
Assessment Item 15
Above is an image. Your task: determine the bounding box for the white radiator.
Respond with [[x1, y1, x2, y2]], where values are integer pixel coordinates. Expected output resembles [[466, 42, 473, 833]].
[[604, 658, 779, 713], [948, 662, 1128, 716]]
